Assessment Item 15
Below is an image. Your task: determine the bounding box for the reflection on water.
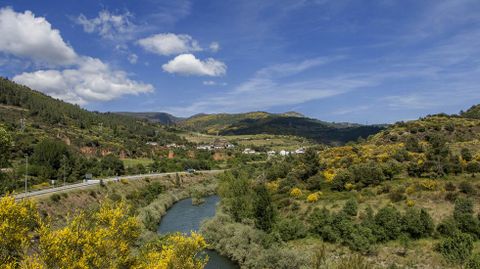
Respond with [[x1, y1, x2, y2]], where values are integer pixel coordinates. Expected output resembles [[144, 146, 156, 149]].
[[157, 195, 238, 269]]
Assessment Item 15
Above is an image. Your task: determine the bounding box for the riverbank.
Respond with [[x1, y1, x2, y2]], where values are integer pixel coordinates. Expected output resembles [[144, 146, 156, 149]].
[[36, 172, 219, 229]]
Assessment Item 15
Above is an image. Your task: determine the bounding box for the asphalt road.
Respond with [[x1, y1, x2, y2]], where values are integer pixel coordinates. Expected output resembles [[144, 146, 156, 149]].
[[14, 169, 224, 200]]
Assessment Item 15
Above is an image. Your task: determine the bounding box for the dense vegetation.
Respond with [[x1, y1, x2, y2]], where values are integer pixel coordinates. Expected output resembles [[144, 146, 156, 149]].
[[178, 111, 385, 145], [201, 110, 480, 268]]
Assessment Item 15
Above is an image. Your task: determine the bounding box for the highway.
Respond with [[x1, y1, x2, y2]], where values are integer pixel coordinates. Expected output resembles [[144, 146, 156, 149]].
[[14, 169, 224, 200]]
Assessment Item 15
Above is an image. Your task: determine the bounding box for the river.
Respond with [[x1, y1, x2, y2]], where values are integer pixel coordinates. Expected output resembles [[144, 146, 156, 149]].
[[157, 195, 238, 269]]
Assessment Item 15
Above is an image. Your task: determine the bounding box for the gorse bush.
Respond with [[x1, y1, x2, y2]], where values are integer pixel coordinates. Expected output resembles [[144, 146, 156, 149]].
[[0, 195, 207, 269]]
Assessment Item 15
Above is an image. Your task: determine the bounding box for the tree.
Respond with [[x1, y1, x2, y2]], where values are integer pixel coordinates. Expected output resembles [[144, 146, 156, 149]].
[[402, 208, 434, 239], [31, 139, 72, 180], [100, 154, 125, 176], [218, 170, 253, 222], [301, 148, 319, 180], [254, 184, 276, 232], [0, 126, 12, 167]]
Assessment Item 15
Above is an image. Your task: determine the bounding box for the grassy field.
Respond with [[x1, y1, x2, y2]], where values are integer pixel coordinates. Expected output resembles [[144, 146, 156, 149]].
[[180, 132, 315, 151], [122, 158, 155, 168]]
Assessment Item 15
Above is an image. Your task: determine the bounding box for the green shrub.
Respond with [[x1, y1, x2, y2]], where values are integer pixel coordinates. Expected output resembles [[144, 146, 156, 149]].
[[465, 253, 480, 269], [402, 208, 434, 238], [274, 217, 307, 241], [445, 182, 456, 192], [436, 217, 459, 237], [454, 197, 474, 216], [459, 181, 476, 195], [342, 198, 358, 217], [50, 193, 61, 202], [436, 232, 473, 264], [374, 206, 402, 241], [444, 192, 458, 202]]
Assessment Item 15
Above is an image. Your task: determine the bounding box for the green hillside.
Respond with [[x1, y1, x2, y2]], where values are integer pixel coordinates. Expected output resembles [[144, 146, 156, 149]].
[[0, 77, 183, 160], [179, 112, 384, 145]]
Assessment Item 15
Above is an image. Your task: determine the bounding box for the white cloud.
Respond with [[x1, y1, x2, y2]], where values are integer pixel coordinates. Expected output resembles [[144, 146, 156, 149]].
[[162, 54, 226, 76], [137, 33, 201, 56], [75, 10, 136, 40], [203, 80, 227, 86], [128, 53, 138, 64], [209, 42, 220, 52], [13, 57, 153, 105], [0, 7, 77, 66]]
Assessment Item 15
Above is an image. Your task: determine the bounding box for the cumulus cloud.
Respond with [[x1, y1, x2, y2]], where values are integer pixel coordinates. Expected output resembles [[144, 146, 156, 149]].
[[0, 8, 153, 105], [0, 7, 77, 66], [75, 10, 136, 40], [13, 57, 153, 105], [209, 42, 220, 52], [128, 53, 138, 64], [137, 33, 201, 56], [162, 54, 226, 76]]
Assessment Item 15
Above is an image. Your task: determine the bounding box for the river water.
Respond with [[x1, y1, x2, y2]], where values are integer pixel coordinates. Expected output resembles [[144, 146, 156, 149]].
[[157, 195, 238, 269]]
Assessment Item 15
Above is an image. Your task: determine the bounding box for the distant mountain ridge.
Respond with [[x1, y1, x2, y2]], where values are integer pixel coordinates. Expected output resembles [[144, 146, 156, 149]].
[[115, 112, 183, 125], [177, 111, 385, 145]]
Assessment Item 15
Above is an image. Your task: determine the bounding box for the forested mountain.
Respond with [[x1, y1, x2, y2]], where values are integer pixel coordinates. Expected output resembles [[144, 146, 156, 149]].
[[0, 77, 184, 160], [115, 112, 182, 125], [178, 111, 385, 145]]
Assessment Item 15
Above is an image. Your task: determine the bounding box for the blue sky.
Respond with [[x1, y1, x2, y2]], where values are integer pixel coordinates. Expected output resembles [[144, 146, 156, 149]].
[[0, 0, 479, 123]]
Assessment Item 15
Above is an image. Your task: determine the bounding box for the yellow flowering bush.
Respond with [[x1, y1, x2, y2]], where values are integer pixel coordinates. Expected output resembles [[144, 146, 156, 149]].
[[0, 196, 38, 266], [307, 192, 322, 203], [344, 183, 354, 191], [323, 169, 336, 183], [406, 199, 416, 207], [135, 232, 208, 269], [266, 181, 279, 193], [0, 196, 208, 269], [420, 179, 438, 191], [290, 188, 302, 198]]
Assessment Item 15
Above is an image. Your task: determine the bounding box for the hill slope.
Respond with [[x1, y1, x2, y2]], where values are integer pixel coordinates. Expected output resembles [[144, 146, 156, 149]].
[[178, 112, 384, 145], [460, 104, 480, 119], [0, 78, 183, 159], [115, 112, 182, 125]]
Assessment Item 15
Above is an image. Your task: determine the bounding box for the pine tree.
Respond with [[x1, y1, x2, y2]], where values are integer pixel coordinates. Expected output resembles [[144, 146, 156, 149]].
[[254, 183, 276, 232]]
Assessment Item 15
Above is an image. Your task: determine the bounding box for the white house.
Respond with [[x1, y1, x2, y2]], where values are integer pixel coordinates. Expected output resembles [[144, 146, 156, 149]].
[[243, 148, 256, 154], [294, 148, 305, 154]]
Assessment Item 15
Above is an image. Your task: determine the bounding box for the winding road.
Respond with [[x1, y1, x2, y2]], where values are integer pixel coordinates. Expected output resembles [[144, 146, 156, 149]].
[[14, 169, 224, 200]]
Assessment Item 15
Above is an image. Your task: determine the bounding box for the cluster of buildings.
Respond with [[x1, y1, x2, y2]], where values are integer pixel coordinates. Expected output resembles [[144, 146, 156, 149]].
[[196, 138, 235, 151], [244, 148, 306, 156]]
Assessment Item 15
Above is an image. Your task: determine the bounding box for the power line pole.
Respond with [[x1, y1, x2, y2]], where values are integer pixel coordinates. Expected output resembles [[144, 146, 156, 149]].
[[24, 155, 28, 199]]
